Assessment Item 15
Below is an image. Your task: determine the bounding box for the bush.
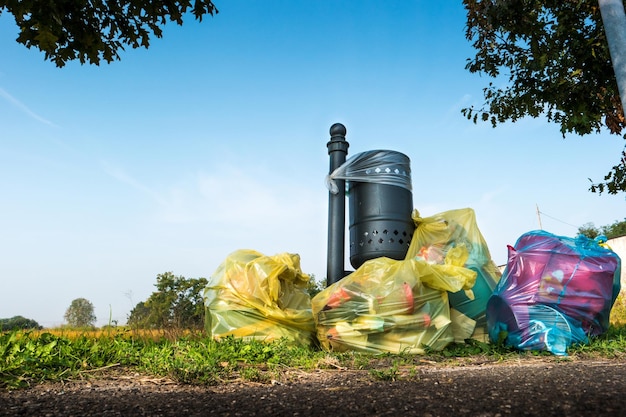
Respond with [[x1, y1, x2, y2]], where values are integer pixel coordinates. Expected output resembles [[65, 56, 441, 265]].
[[0, 316, 42, 331]]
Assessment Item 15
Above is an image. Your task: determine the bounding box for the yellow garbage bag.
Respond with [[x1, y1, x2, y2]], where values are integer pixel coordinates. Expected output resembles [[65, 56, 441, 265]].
[[203, 249, 316, 346], [406, 208, 501, 341], [311, 257, 476, 354]]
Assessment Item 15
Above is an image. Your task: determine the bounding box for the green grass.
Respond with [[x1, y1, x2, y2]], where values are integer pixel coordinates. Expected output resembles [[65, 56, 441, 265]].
[[2, 323, 626, 390]]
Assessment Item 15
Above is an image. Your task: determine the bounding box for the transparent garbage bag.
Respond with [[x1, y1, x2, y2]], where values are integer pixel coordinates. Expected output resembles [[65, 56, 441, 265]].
[[486, 230, 622, 355], [311, 256, 476, 354], [203, 249, 316, 346], [325, 149, 412, 195], [405, 208, 502, 341]]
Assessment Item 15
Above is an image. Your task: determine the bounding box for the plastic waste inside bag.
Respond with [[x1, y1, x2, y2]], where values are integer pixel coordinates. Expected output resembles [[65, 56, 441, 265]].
[[203, 249, 316, 346], [405, 208, 502, 341], [486, 230, 621, 355], [311, 256, 476, 354]]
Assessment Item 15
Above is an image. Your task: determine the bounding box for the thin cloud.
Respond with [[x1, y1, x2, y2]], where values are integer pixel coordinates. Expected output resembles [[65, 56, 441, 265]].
[[155, 167, 324, 228], [431, 93, 474, 130], [100, 160, 167, 205], [0, 87, 58, 127], [449, 93, 472, 115]]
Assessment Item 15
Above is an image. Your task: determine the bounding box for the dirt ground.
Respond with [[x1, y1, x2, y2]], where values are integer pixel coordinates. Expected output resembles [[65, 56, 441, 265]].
[[2, 358, 626, 416]]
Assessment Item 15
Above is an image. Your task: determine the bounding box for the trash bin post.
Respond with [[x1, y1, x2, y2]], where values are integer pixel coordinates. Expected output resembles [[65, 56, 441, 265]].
[[326, 123, 349, 286]]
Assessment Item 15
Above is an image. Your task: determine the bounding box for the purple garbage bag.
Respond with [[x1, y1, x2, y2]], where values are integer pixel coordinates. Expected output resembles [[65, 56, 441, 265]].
[[487, 230, 621, 355]]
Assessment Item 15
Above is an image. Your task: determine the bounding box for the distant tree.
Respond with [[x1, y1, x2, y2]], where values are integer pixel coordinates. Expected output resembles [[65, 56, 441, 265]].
[[578, 222, 600, 239], [305, 274, 324, 298], [578, 218, 626, 239], [462, 0, 626, 195], [127, 272, 207, 329], [127, 301, 152, 329], [601, 218, 626, 239], [64, 298, 96, 328], [0, 0, 219, 67], [0, 315, 42, 331]]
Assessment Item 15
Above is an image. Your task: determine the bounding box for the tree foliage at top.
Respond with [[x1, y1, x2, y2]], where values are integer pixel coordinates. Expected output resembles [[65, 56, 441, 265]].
[[64, 297, 97, 328], [127, 272, 207, 329], [0, 0, 219, 67], [463, 0, 626, 194]]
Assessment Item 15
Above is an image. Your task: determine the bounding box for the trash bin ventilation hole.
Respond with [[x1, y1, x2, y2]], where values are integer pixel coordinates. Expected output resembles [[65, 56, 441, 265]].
[[355, 229, 412, 248]]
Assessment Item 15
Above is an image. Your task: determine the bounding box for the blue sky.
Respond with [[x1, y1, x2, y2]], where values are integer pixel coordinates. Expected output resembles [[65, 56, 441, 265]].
[[1, 1, 624, 327]]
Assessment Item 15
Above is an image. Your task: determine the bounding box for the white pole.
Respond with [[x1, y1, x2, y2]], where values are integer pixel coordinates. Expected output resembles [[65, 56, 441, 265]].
[[536, 204, 543, 230], [599, 0, 626, 115]]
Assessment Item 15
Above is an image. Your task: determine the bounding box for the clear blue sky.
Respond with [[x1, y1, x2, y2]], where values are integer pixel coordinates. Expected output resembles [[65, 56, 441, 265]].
[[1, 1, 624, 327]]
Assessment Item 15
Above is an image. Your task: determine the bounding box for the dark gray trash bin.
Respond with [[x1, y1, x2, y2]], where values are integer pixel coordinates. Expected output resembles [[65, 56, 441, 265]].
[[327, 149, 414, 269]]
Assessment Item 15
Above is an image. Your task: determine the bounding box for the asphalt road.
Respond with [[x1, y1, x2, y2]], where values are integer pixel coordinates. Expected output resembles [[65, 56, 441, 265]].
[[2, 359, 625, 416]]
